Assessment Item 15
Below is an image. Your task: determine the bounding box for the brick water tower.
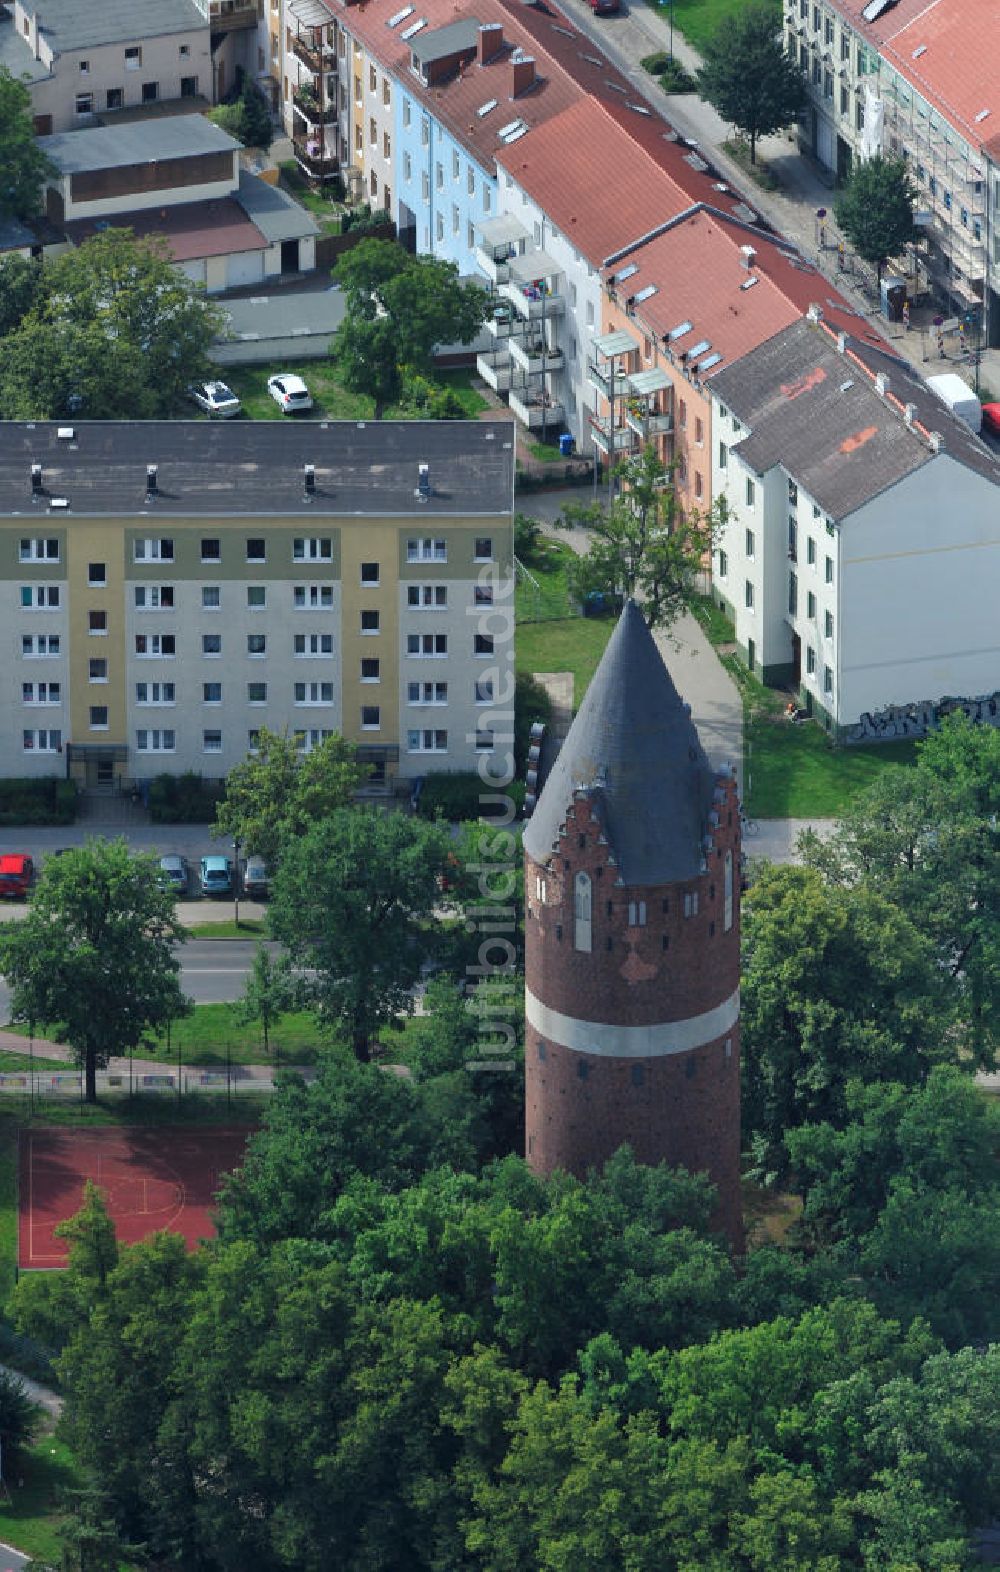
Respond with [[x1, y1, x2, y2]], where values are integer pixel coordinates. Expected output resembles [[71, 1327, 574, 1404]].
[[522, 600, 744, 1250]]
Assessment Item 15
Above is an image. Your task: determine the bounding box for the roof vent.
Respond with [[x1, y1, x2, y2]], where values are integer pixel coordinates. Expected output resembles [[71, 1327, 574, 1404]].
[[145, 464, 158, 497], [975, 108, 990, 123], [928, 431, 944, 453], [740, 244, 756, 269], [416, 462, 431, 502], [912, 43, 926, 58], [806, 303, 823, 323], [304, 462, 316, 497], [49, 497, 70, 510], [837, 331, 847, 352], [739, 276, 758, 291], [57, 426, 75, 441], [30, 462, 43, 496], [903, 402, 917, 426], [875, 371, 889, 396]]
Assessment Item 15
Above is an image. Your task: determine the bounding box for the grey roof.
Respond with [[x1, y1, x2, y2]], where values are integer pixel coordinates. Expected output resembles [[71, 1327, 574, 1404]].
[[523, 600, 718, 885], [0, 421, 515, 518], [39, 116, 239, 176], [0, 15, 48, 83], [235, 170, 318, 243], [26, 0, 206, 53], [409, 18, 482, 64], [711, 318, 1000, 520]]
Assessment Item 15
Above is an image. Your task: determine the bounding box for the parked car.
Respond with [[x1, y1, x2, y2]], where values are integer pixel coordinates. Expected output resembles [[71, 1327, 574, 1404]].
[[158, 854, 190, 895], [199, 855, 233, 898], [188, 380, 241, 419], [590, 0, 620, 13], [0, 854, 33, 898], [266, 373, 313, 414], [981, 402, 1000, 438], [242, 855, 270, 900]]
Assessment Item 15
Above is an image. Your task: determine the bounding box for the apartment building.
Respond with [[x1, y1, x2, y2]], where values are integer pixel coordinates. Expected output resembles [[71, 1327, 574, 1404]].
[[0, 422, 514, 793], [788, 0, 1000, 341], [708, 314, 1000, 731]]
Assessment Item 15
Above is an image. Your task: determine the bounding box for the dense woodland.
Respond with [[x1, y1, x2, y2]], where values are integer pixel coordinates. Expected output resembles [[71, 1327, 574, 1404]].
[[15, 715, 1000, 1571]]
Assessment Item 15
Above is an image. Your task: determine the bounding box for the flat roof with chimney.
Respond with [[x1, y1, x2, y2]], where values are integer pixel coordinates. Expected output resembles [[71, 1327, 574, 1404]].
[[0, 422, 516, 517]]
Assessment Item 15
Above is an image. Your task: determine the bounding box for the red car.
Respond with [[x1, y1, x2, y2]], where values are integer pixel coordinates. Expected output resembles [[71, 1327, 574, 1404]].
[[0, 854, 33, 898], [981, 402, 1000, 438], [590, 0, 620, 12]]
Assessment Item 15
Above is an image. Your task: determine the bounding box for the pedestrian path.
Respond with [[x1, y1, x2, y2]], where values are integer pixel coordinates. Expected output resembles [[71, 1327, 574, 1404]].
[[0, 1028, 302, 1084]]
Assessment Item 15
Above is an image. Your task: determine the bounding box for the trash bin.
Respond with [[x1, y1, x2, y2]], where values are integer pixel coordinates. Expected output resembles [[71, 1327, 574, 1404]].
[[559, 433, 574, 456]]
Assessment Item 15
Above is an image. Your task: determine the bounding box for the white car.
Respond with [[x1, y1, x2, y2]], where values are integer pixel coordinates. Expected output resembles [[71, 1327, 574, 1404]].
[[188, 380, 241, 418], [267, 373, 313, 414]]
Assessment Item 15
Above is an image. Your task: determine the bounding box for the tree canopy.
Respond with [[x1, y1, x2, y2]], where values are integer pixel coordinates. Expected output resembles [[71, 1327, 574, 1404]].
[[0, 64, 55, 221], [213, 726, 365, 869], [698, 4, 807, 164], [558, 445, 719, 631], [0, 229, 224, 419], [332, 239, 490, 417], [0, 839, 189, 1100], [834, 153, 917, 282]]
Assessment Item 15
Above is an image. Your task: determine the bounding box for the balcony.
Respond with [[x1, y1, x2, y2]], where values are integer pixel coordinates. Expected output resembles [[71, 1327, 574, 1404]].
[[474, 215, 529, 286], [509, 389, 564, 431], [589, 413, 637, 454], [291, 30, 336, 74], [292, 137, 339, 182], [486, 304, 515, 340], [508, 338, 565, 377], [498, 247, 564, 321], [624, 403, 674, 439], [476, 349, 513, 394], [293, 88, 337, 127], [209, 0, 260, 32]]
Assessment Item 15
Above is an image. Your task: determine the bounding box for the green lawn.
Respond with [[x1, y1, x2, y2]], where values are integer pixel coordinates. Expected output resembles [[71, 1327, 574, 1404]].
[[5, 1004, 323, 1068], [644, 0, 779, 53], [0, 1437, 85, 1564], [277, 162, 345, 234], [224, 362, 487, 423], [747, 714, 917, 817], [515, 537, 615, 710]]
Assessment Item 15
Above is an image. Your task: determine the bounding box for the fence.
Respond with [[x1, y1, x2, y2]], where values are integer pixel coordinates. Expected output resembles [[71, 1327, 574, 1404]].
[[0, 1069, 290, 1099]]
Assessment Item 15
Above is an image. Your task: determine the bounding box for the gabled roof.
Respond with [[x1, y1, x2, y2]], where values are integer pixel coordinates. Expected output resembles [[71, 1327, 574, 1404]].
[[523, 599, 717, 885], [21, 0, 206, 52]]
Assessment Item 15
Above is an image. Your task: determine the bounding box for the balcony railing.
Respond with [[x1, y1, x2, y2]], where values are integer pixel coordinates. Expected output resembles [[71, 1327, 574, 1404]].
[[293, 91, 337, 127], [509, 389, 564, 430], [476, 350, 512, 394], [589, 413, 637, 453], [292, 138, 339, 181], [508, 338, 565, 377], [498, 280, 564, 321], [291, 31, 336, 74], [209, 0, 260, 32], [624, 404, 673, 439]]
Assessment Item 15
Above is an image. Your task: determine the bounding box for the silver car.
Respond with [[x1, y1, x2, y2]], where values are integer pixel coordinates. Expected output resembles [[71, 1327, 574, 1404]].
[[188, 380, 242, 418]]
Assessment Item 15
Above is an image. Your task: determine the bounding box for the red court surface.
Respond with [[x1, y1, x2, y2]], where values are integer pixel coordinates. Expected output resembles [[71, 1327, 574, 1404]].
[[18, 1126, 251, 1269]]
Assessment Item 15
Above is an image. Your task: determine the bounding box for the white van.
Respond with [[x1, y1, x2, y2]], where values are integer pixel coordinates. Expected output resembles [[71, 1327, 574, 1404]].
[[926, 373, 982, 434]]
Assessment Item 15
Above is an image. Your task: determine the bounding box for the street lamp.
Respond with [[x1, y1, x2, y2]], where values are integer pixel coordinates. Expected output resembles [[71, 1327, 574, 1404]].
[[233, 837, 241, 931]]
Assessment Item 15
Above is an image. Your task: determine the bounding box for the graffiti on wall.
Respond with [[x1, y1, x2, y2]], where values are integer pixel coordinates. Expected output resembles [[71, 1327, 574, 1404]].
[[846, 693, 1000, 744]]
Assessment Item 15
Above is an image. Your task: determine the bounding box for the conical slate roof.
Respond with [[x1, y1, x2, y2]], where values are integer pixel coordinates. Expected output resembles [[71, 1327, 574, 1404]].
[[523, 600, 718, 885]]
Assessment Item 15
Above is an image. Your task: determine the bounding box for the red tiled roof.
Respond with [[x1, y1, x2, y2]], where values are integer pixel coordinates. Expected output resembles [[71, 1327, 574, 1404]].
[[601, 205, 887, 374], [63, 199, 267, 261]]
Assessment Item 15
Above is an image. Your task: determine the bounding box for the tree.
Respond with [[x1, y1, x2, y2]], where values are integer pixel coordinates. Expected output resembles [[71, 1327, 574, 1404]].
[[697, 4, 806, 165], [0, 65, 55, 221], [0, 1368, 38, 1466], [558, 445, 719, 631], [269, 809, 452, 1059], [234, 944, 295, 1059], [208, 79, 273, 149], [332, 239, 490, 418], [0, 230, 224, 419], [0, 253, 41, 337], [0, 840, 189, 1101], [213, 726, 364, 870], [834, 153, 917, 283]]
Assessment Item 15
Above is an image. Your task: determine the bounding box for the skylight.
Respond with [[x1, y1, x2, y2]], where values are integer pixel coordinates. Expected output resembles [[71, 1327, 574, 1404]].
[[975, 108, 991, 122], [668, 320, 693, 340], [551, 24, 575, 36], [627, 102, 651, 115], [698, 353, 723, 371], [477, 98, 498, 117], [912, 44, 926, 59], [497, 118, 528, 143], [503, 124, 529, 145], [739, 276, 759, 291], [387, 4, 414, 26], [400, 18, 425, 40], [613, 262, 639, 283], [684, 339, 711, 359], [633, 284, 658, 303]]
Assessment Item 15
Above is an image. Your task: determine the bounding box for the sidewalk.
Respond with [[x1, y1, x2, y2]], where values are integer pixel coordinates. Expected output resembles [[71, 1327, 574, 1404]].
[[0, 1028, 301, 1084]]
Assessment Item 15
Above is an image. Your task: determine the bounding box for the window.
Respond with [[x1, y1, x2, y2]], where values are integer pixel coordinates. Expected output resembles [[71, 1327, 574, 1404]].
[[247, 585, 266, 610], [824, 665, 833, 694], [136, 682, 175, 704], [79, 58, 90, 73], [19, 538, 59, 562], [474, 634, 493, 656], [717, 548, 728, 578], [180, 75, 197, 96], [745, 477, 755, 507], [202, 586, 221, 610], [89, 659, 107, 682], [407, 728, 448, 753], [107, 86, 124, 109], [421, 116, 429, 146], [247, 683, 267, 704], [475, 678, 492, 704], [683, 891, 699, 917], [134, 537, 173, 561], [136, 729, 174, 753], [360, 608, 380, 633], [383, 78, 391, 106], [627, 900, 647, 926], [825, 555, 834, 584], [361, 658, 380, 682], [201, 537, 220, 562], [141, 81, 158, 102], [403, 152, 412, 182], [294, 585, 333, 610], [369, 63, 377, 92], [694, 416, 704, 445], [403, 97, 411, 126], [435, 161, 443, 190], [22, 634, 60, 657], [806, 645, 817, 675], [75, 92, 93, 114], [202, 682, 222, 703], [361, 705, 380, 730], [248, 729, 261, 752], [135, 634, 175, 657], [788, 571, 797, 616], [407, 585, 447, 609], [807, 590, 816, 619], [202, 634, 222, 656], [297, 728, 335, 753], [745, 580, 754, 610], [407, 538, 447, 562], [360, 562, 380, 585], [247, 634, 266, 656], [383, 131, 391, 160], [203, 730, 222, 753], [825, 610, 834, 639], [21, 585, 60, 609], [574, 871, 592, 952], [179, 42, 190, 56], [745, 528, 755, 558], [475, 728, 493, 752], [719, 440, 728, 467], [724, 850, 734, 931], [125, 45, 141, 68], [435, 213, 444, 242], [294, 682, 333, 705], [788, 518, 797, 561], [88, 561, 105, 585], [294, 633, 334, 656], [89, 705, 108, 729], [22, 681, 61, 705], [134, 585, 174, 609], [467, 166, 475, 196], [89, 610, 108, 634], [23, 729, 61, 753], [408, 681, 447, 704], [807, 536, 816, 565], [474, 584, 494, 607], [421, 171, 430, 202], [474, 537, 493, 561], [695, 472, 704, 500], [407, 633, 448, 657], [246, 538, 266, 562]]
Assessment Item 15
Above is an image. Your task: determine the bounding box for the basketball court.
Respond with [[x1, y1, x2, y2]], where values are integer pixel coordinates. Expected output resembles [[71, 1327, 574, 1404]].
[[18, 1126, 251, 1269]]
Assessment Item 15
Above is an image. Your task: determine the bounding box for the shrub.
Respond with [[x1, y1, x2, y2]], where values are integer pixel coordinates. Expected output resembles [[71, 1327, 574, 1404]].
[[640, 52, 697, 91], [514, 672, 551, 776], [414, 772, 525, 822], [147, 772, 225, 824], [514, 512, 542, 563], [0, 776, 76, 826]]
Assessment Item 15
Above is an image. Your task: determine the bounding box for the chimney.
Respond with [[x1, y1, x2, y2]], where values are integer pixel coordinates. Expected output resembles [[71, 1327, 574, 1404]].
[[836, 332, 846, 353], [416, 462, 430, 502], [145, 464, 158, 498], [478, 22, 503, 64], [304, 462, 316, 496], [928, 431, 944, 453], [806, 303, 824, 324], [30, 462, 43, 497], [875, 372, 889, 396], [740, 244, 756, 270], [903, 402, 917, 427], [511, 53, 536, 95]]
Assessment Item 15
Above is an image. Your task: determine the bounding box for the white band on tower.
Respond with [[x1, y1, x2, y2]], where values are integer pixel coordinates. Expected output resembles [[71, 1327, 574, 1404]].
[[525, 986, 740, 1059]]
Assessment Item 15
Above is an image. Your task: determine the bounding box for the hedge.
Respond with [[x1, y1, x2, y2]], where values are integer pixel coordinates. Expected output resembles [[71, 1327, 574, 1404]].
[[0, 777, 76, 826], [414, 772, 525, 823], [147, 772, 226, 824]]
